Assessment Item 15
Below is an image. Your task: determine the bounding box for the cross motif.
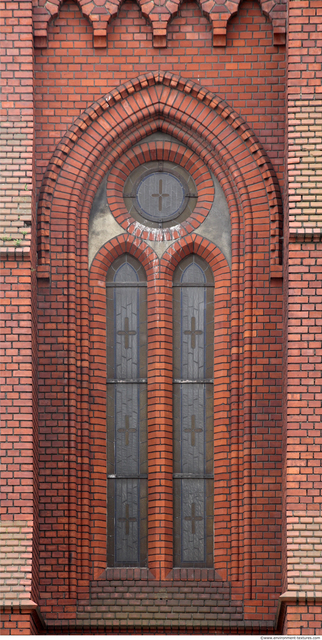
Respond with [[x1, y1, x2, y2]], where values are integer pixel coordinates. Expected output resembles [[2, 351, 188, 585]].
[[184, 503, 203, 535], [117, 316, 136, 349], [118, 503, 136, 536], [117, 415, 136, 446], [152, 179, 169, 212], [184, 316, 203, 349], [184, 414, 202, 447]]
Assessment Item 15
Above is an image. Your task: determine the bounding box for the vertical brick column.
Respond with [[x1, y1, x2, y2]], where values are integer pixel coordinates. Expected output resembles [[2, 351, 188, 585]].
[[282, 0, 322, 633], [0, 0, 39, 633], [147, 266, 173, 580]]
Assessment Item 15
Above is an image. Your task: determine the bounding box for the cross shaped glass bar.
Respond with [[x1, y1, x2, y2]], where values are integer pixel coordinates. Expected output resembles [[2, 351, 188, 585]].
[[117, 415, 136, 446], [184, 414, 203, 447], [152, 179, 169, 212], [117, 316, 136, 349], [118, 503, 136, 536], [184, 316, 203, 349], [184, 502, 203, 534]]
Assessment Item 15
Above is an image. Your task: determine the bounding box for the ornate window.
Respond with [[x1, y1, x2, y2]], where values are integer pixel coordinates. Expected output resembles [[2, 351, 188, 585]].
[[173, 256, 214, 567], [106, 255, 148, 566], [106, 252, 214, 568], [123, 161, 198, 228]]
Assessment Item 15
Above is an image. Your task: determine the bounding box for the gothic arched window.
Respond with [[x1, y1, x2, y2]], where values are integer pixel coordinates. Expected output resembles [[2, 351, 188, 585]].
[[105, 253, 214, 569], [106, 255, 147, 566], [173, 255, 214, 567]]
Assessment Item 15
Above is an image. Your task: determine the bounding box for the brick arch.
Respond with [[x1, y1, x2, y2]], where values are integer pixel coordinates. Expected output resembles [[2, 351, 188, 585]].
[[160, 235, 248, 584], [37, 71, 283, 280], [88, 233, 234, 582], [160, 234, 230, 278], [89, 233, 159, 284], [36, 73, 281, 591], [32, 0, 286, 47]]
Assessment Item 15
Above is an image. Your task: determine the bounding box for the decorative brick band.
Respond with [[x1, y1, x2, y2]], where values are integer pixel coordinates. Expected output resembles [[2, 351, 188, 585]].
[[289, 228, 322, 244], [0, 247, 31, 261], [32, 0, 286, 48]]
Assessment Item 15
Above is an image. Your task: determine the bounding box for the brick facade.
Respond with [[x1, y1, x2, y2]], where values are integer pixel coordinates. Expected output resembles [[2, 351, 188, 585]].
[[1, 0, 322, 634]]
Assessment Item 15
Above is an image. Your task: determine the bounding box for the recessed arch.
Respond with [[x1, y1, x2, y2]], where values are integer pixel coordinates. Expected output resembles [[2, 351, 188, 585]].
[[37, 72, 283, 280], [35, 72, 282, 591]]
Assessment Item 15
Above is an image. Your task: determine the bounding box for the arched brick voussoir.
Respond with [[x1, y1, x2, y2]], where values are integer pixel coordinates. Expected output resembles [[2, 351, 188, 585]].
[[37, 72, 283, 277], [160, 235, 231, 282], [89, 234, 159, 286]]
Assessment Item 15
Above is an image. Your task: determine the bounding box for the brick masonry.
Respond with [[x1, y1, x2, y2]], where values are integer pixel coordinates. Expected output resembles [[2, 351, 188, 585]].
[[1, 0, 322, 634], [281, 0, 322, 634]]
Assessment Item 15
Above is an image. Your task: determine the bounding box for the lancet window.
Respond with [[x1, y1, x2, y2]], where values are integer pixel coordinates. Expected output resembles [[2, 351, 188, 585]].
[[106, 255, 148, 566], [173, 255, 214, 567]]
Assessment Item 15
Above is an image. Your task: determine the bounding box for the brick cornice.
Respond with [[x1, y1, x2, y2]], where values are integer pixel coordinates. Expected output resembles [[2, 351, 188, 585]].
[[32, 0, 286, 48]]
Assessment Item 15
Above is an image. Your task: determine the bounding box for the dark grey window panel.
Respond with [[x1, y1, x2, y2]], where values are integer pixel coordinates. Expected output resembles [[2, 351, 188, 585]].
[[173, 383, 213, 476], [107, 478, 148, 567], [173, 255, 214, 568], [115, 479, 139, 563], [181, 285, 206, 380], [106, 255, 147, 567], [173, 478, 213, 567]]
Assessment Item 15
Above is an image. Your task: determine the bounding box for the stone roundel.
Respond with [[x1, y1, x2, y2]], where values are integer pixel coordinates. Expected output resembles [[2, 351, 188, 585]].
[[106, 140, 215, 242]]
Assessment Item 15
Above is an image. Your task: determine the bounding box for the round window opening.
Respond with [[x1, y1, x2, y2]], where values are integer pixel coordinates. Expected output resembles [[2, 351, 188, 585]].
[[123, 161, 198, 228]]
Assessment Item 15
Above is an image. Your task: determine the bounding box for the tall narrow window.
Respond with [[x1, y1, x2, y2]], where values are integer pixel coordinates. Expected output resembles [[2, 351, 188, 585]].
[[173, 256, 214, 567], [106, 255, 147, 566]]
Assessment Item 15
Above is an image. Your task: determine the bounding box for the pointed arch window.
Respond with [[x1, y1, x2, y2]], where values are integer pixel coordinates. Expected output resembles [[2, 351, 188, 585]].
[[173, 255, 214, 567], [105, 253, 214, 569], [106, 255, 147, 566]]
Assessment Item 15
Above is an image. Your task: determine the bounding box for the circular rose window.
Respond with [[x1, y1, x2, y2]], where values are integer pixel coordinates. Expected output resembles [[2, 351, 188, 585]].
[[123, 161, 198, 228]]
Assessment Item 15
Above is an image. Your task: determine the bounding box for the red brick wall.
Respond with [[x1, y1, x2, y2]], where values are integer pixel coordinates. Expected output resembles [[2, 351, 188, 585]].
[[0, 0, 39, 633], [0, 0, 297, 633], [282, 0, 322, 633], [34, 63, 284, 630], [34, 0, 286, 194]]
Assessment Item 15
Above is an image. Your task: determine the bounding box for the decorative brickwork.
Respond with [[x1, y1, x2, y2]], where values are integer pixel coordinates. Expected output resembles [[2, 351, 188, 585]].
[[36, 72, 283, 278], [33, 0, 286, 196], [32, 0, 286, 48], [31, 51, 284, 626], [5, 0, 322, 634]]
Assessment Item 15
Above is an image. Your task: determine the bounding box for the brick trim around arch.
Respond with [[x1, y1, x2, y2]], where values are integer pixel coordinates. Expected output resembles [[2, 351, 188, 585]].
[[37, 72, 283, 280]]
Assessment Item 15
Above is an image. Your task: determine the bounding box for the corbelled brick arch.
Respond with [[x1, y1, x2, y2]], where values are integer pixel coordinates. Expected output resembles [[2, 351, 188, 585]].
[[32, 0, 286, 48], [36, 73, 283, 619], [37, 72, 283, 278]]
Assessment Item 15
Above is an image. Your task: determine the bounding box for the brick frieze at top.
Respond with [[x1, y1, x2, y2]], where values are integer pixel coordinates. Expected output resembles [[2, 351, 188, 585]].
[[32, 0, 286, 48]]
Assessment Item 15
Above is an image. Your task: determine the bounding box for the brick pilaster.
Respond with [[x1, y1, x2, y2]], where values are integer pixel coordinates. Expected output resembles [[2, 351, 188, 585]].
[[0, 0, 39, 633]]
